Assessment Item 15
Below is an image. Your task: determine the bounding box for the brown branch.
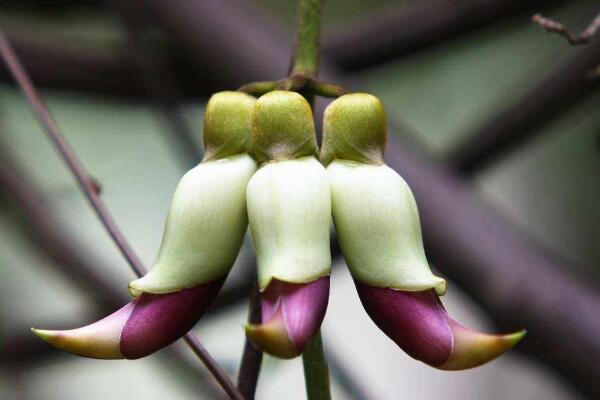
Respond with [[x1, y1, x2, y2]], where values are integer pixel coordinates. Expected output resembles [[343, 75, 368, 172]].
[[532, 12, 600, 45], [0, 20, 143, 96], [0, 145, 124, 311], [324, 0, 559, 71], [236, 282, 263, 400], [0, 20, 218, 97], [448, 33, 600, 174], [0, 28, 243, 400], [128, 0, 290, 88]]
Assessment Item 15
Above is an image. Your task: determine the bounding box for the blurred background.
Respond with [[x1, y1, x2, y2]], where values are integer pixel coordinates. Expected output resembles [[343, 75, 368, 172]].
[[1, 0, 599, 399]]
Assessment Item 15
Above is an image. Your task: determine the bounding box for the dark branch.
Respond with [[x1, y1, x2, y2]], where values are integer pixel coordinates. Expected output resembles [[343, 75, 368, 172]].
[[448, 35, 600, 174], [128, 0, 290, 88], [0, 21, 218, 97], [236, 282, 263, 400], [0, 22, 143, 96], [0, 145, 124, 311], [0, 28, 146, 275], [0, 28, 243, 400], [533, 12, 600, 45], [324, 0, 559, 71]]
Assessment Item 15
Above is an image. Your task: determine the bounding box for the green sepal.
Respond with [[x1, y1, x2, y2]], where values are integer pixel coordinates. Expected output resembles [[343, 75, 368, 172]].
[[251, 90, 318, 164], [321, 93, 386, 166], [247, 156, 332, 291], [203, 91, 256, 161], [327, 160, 446, 295], [129, 154, 257, 295]]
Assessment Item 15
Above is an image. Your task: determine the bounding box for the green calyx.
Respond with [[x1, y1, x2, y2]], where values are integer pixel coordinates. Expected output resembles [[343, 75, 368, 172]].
[[251, 90, 319, 164], [321, 93, 387, 166], [202, 91, 256, 161]]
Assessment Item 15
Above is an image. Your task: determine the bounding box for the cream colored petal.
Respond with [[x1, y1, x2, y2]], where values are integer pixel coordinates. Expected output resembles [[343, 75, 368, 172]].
[[247, 157, 332, 291], [328, 160, 446, 292], [130, 154, 257, 294]]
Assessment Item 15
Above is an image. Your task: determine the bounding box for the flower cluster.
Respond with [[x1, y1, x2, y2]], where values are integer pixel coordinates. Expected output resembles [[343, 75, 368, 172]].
[[33, 91, 524, 369]]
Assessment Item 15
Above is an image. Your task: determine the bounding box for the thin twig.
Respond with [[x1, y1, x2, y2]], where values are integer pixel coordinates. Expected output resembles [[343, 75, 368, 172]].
[[236, 281, 263, 399], [449, 34, 600, 174], [0, 28, 243, 400], [325, 0, 554, 71], [533, 12, 600, 45]]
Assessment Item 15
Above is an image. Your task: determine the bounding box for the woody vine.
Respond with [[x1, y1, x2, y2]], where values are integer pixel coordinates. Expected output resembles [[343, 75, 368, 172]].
[[0, 1, 528, 400]]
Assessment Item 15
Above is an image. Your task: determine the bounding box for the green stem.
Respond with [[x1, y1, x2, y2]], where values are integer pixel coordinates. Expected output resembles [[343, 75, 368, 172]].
[[310, 80, 350, 98], [292, 0, 323, 77], [293, 1, 332, 398], [302, 331, 332, 400]]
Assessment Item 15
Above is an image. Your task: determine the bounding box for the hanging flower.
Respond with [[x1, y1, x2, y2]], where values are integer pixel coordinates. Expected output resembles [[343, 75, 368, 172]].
[[245, 91, 331, 359], [321, 93, 525, 369], [32, 91, 258, 359]]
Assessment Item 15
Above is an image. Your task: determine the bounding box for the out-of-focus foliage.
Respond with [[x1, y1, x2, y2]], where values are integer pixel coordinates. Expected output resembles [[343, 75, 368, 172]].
[[1, 0, 598, 399]]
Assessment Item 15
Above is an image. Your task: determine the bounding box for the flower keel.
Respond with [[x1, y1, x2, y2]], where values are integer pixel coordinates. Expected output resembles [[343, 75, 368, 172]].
[[32, 279, 225, 359], [246, 277, 330, 359], [356, 282, 525, 370]]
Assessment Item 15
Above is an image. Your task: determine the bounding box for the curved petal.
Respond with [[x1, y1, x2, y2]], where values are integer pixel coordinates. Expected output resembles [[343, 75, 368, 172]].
[[246, 276, 330, 359], [32, 279, 225, 359], [121, 279, 225, 359], [355, 282, 525, 370], [32, 301, 135, 359]]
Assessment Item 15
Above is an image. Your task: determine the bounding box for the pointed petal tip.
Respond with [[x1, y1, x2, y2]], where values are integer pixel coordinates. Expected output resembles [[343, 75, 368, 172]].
[[438, 322, 526, 371], [30, 303, 133, 359], [31, 325, 124, 359], [508, 329, 527, 344], [356, 282, 525, 371], [31, 327, 56, 343], [245, 320, 300, 359]]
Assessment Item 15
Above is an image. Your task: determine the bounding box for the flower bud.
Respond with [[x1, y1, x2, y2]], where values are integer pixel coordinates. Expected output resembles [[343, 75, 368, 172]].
[[321, 92, 386, 166], [203, 91, 255, 161], [250, 90, 318, 164], [323, 93, 524, 369], [245, 91, 331, 358], [33, 92, 257, 359]]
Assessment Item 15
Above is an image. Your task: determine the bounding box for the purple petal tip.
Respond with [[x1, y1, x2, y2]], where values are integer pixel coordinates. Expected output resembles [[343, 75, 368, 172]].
[[246, 276, 330, 358], [355, 282, 524, 370], [32, 279, 225, 360], [121, 278, 225, 359]]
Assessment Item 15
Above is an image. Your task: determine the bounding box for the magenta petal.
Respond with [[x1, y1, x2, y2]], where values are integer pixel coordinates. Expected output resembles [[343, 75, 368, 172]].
[[279, 276, 330, 351], [246, 276, 330, 358], [355, 282, 525, 369], [120, 278, 225, 359], [355, 282, 452, 366]]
